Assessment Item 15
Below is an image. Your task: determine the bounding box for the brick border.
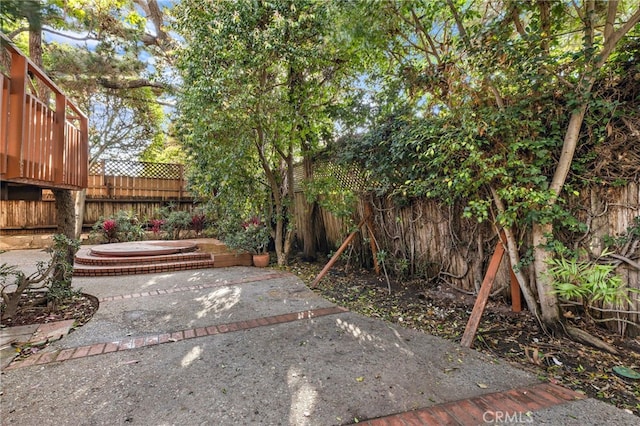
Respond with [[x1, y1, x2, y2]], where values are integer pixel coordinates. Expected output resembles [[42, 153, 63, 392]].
[[3, 306, 348, 370], [99, 272, 291, 302], [354, 382, 586, 426]]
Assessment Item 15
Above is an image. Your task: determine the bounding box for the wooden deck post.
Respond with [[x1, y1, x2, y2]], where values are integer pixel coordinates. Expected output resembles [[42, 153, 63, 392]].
[[6, 50, 27, 179], [53, 92, 66, 185], [79, 112, 89, 187], [0, 74, 9, 175]]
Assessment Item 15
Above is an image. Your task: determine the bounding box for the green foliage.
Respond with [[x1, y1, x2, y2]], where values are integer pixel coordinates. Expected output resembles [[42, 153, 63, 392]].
[[335, 0, 639, 242], [338, 103, 566, 227], [156, 205, 193, 240], [303, 174, 357, 221], [140, 128, 186, 165], [547, 250, 636, 311], [219, 216, 271, 255], [1, 234, 79, 320], [90, 210, 145, 243], [19, 0, 174, 164], [0, 0, 42, 32], [174, 0, 370, 264]]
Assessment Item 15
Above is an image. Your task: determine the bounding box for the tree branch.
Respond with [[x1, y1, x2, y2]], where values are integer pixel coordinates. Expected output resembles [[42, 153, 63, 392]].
[[597, 5, 640, 68], [607, 253, 640, 271], [97, 77, 168, 91], [604, 0, 618, 40]]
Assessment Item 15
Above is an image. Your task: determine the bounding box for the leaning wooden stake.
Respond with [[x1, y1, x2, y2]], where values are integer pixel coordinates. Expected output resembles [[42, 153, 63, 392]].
[[311, 217, 367, 288], [460, 232, 506, 348], [510, 269, 522, 313]]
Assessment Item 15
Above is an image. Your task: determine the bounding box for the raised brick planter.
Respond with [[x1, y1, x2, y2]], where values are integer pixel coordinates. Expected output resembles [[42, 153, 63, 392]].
[[74, 240, 255, 276]]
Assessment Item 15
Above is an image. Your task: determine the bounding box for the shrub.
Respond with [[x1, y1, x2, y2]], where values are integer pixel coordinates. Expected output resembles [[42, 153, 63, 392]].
[[190, 214, 207, 236], [1, 235, 80, 321], [90, 210, 146, 243], [150, 219, 165, 236], [161, 210, 192, 240], [221, 216, 271, 254], [547, 250, 639, 320]]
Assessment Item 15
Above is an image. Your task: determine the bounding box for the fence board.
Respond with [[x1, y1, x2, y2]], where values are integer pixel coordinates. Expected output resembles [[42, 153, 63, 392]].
[[297, 179, 639, 336], [0, 198, 195, 233], [1, 160, 193, 233]]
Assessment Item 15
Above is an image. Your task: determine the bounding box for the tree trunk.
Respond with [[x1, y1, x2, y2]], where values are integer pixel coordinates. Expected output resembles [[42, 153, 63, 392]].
[[52, 189, 77, 239], [532, 100, 589, 329], [52, 188, 77, 283], [74, 189, 87, 237], [532, 221, 561, 329], [527, 106, 588, 332], [29, 29, 49, 100], [502, 224, 540, 319], [301, 156, 317, 261]]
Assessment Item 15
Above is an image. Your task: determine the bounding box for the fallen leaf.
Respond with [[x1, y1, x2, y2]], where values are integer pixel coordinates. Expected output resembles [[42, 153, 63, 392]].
[[477, 383, 488, 389], [355, 376, 365, 382]]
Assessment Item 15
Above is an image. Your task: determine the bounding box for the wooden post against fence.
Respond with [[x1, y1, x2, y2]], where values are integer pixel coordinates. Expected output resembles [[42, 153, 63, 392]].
[[461, 231, 510, 348], [311, 216, 368, 288]]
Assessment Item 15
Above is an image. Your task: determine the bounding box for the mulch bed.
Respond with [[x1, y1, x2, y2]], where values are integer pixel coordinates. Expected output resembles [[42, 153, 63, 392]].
[[0, 292, 98, 328]]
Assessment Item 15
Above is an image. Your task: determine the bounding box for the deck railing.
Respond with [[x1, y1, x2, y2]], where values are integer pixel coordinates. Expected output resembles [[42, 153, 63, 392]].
[[0, 34, 88, 190]]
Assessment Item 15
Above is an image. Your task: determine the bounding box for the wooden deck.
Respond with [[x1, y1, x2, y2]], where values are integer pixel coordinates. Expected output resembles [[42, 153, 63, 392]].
[[0, 34, 88, 198]]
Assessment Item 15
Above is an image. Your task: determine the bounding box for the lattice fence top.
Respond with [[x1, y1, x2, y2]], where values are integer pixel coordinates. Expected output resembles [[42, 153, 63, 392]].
[[90, 160, 183, 179], [293, 161, 367, 193]]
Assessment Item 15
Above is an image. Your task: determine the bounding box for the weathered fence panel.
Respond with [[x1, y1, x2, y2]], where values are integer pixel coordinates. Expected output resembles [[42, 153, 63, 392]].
[[298, 176, 639, 336], [0, 199, 57, 231], [86, 160, 187, 200], [0, 198, 196, 233], [0, 160, 193, 233], [82, 200, 195, 226]]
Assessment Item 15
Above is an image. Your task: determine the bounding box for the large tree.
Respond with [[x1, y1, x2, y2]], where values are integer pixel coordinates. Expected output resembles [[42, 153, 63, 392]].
[[5, 0, 175, 237], [174, 0, 364, 265], [339, 0, 640, 337]]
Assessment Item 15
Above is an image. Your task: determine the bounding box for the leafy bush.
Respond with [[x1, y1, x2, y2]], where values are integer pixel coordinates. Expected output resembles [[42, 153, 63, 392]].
[[162, 210, 192, 240], [547, 250, 638, 317], [220, 216, 271, 254], [190, 214, 207, 236], [90, 210, 146, 243], [150, 219, 165, 236], [1, 235, 80, 321]]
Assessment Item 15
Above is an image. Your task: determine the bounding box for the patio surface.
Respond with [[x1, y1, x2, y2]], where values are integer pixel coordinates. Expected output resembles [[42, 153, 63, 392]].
[[0, 246, 638, 425]]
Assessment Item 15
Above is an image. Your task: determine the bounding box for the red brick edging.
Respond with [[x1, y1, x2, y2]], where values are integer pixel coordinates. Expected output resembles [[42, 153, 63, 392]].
[[354, 382, 586, 426], [3, 306, 348, 371]]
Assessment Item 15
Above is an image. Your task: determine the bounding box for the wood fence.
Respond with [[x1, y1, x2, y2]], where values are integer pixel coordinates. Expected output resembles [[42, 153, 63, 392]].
[[294, 162, 640, 336], [0, 160, 194, 233], [84, 160, 187, 200]]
